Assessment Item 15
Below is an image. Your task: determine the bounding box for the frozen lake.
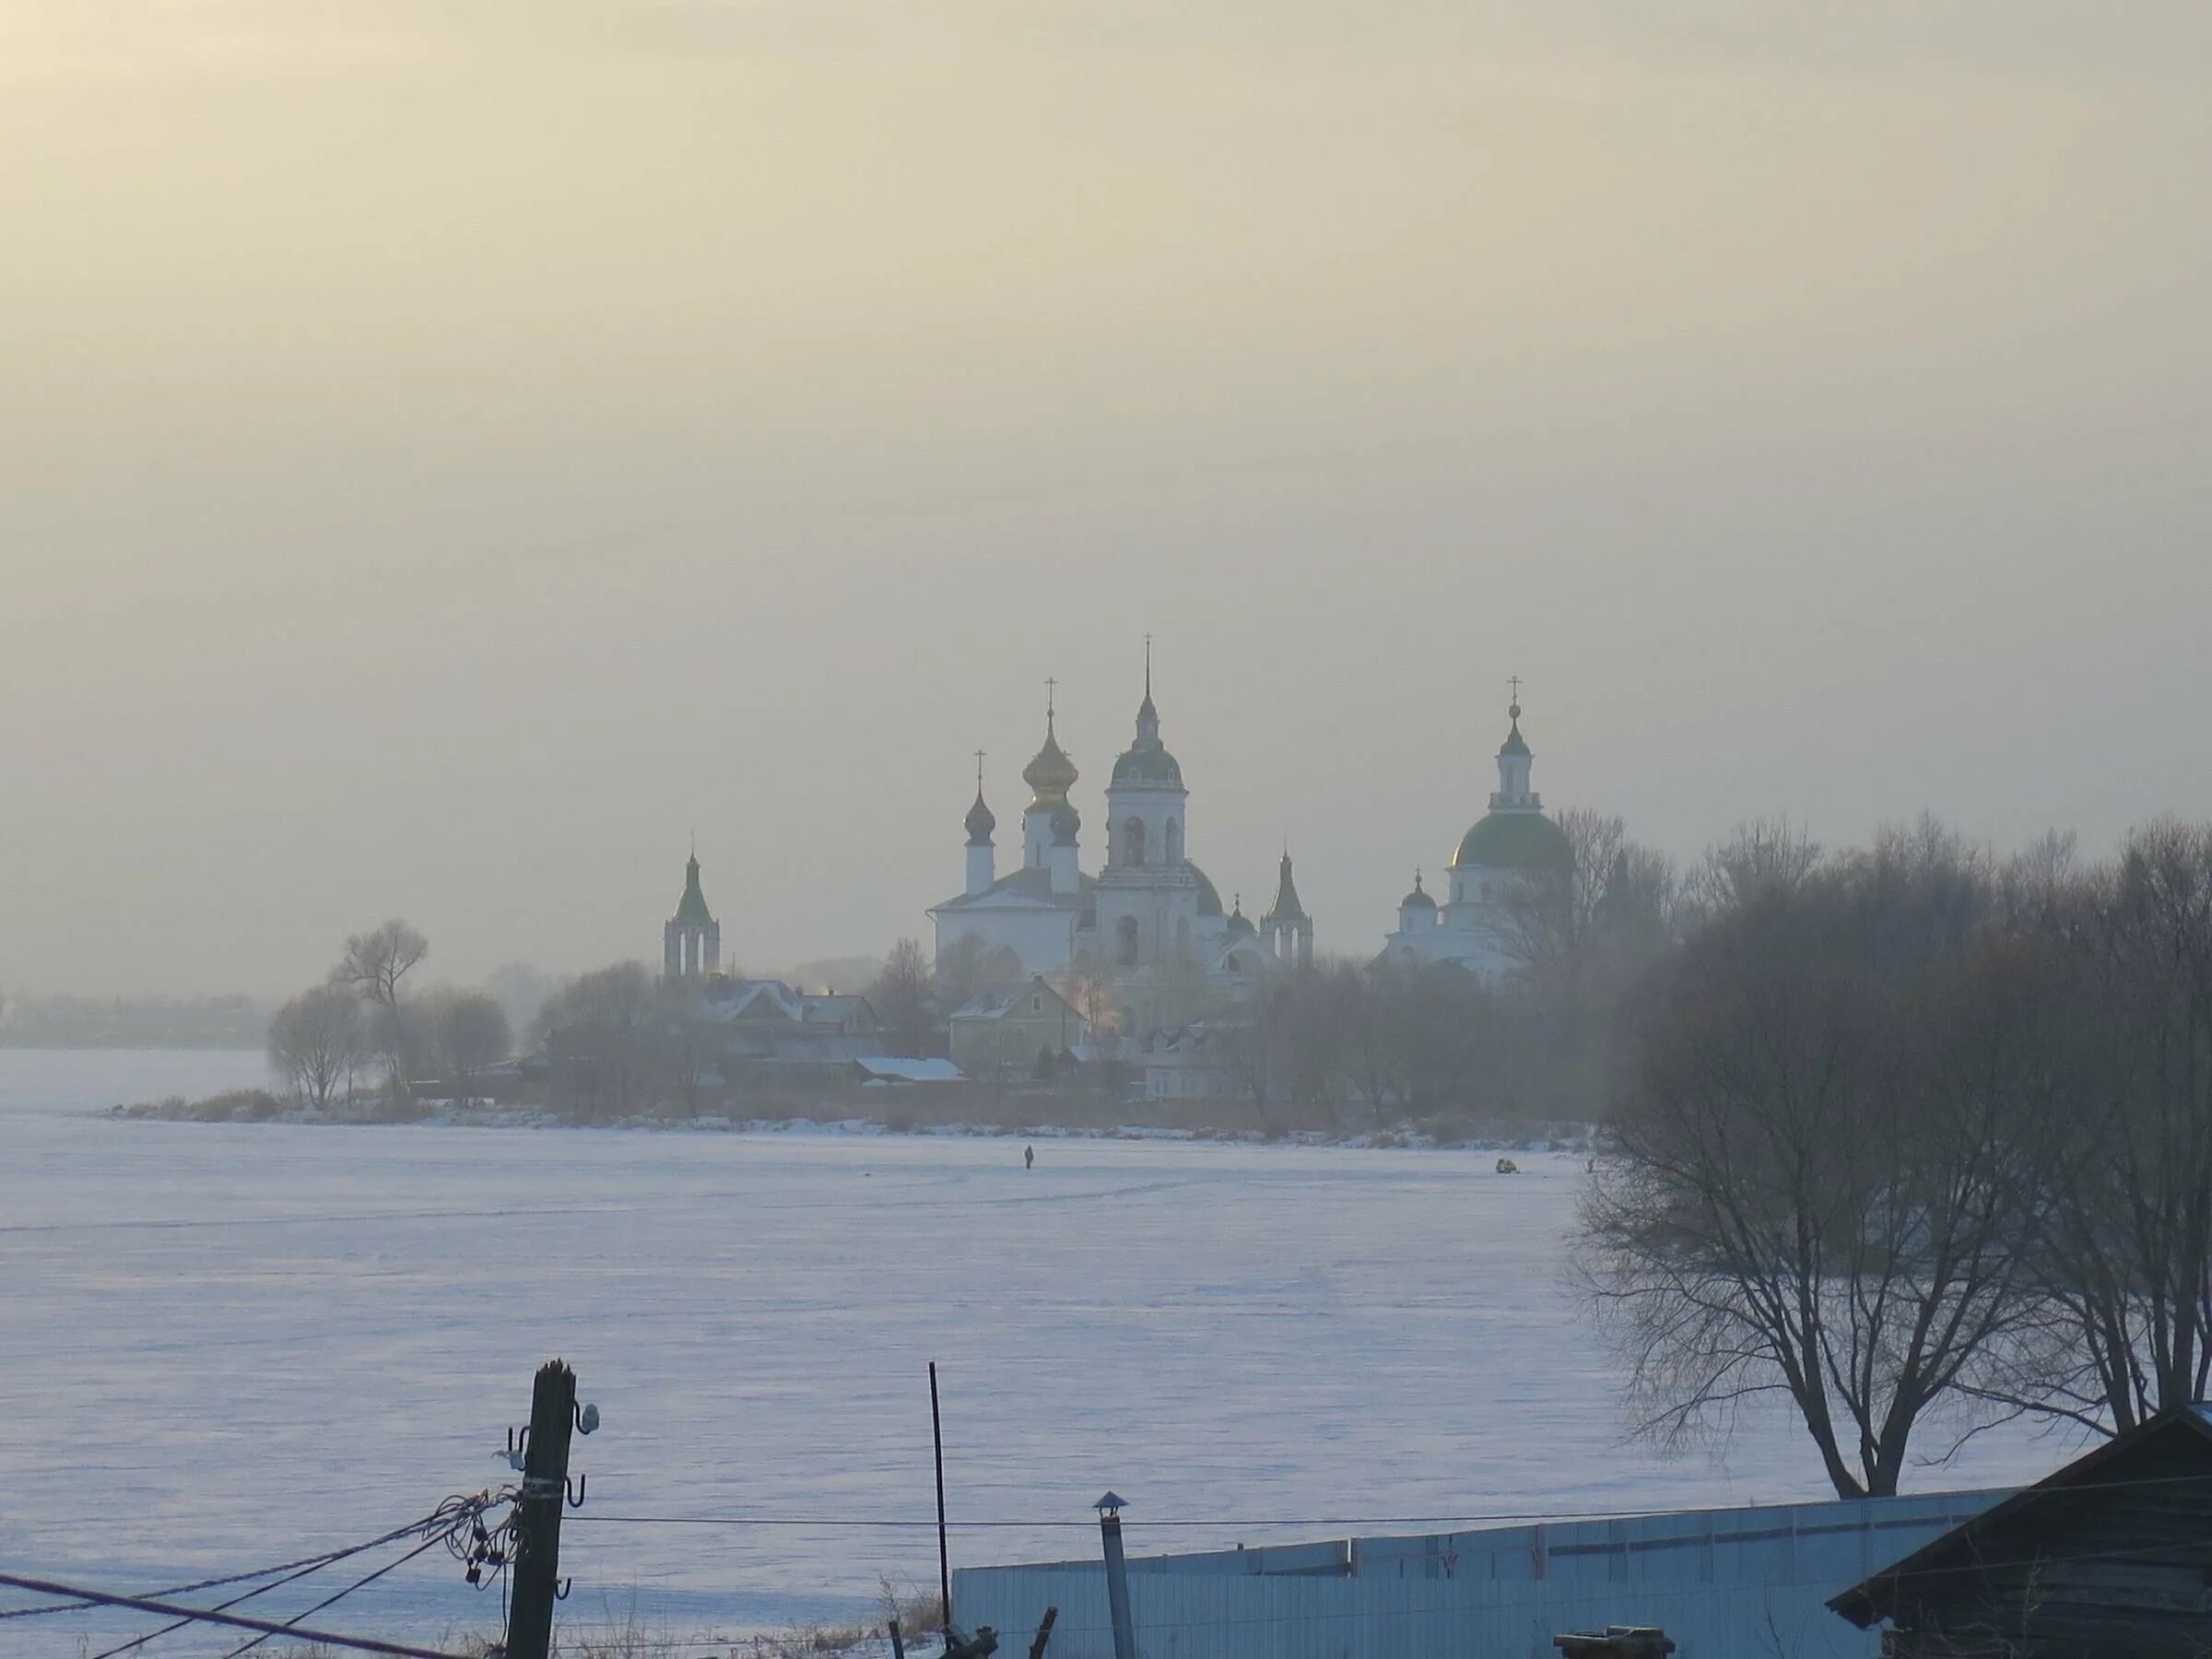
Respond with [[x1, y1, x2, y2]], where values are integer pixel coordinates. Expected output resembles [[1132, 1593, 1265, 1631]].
[[0, 1050, 2066, 1655]]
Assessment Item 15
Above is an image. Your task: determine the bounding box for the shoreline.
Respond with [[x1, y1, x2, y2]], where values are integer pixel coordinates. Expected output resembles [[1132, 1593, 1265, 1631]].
[[101, 1094, 1596, 1155]]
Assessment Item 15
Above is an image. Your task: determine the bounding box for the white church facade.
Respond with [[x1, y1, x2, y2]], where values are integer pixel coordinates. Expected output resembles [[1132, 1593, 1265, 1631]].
[[928, 658, 1312, 1029], [1380, 695, 1571, 977]]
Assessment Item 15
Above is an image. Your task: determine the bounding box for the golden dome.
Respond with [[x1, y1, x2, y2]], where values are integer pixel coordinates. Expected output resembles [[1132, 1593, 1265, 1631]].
[[1022, 714, 1079, 809]]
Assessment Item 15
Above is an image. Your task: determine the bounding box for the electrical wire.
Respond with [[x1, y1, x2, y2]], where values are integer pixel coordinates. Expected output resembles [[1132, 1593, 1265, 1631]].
[[218, 1529, 455, 1659], [84, 1513, 464, 1658], [0, 1571, 457, 1659], [0, 1533, 425, 1623], [552, 1465, 2212, 1535]]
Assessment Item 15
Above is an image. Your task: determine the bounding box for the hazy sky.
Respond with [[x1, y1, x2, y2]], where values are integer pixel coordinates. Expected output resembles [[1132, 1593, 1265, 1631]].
[[4, 2, 2208, 995]]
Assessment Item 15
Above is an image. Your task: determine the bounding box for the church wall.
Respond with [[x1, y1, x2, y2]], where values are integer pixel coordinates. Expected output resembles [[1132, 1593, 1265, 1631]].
[[933, 910, 1081, 982], [1092, 876, 1202, 973]]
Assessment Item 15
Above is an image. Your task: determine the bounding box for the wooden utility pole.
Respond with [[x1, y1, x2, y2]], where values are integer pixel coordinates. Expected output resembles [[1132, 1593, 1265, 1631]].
[[930, 1361, 952, 1631], [508, 1359, 579, 1659]]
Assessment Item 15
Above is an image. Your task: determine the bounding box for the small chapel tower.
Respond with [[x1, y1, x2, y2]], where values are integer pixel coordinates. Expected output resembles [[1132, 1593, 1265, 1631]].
[[1260, 848, 1314, 969], [664, 847, 721, 980], [963, 753, 996, 897]]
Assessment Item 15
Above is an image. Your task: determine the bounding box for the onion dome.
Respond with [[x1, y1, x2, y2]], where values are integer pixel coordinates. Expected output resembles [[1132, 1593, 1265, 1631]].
[[1226, 895, 1255, 939], [964, 789, 996, 847], [1051, 798, 1081, 846], [1400, 869, 1435, 911], [1022, 712, 1079, 810]]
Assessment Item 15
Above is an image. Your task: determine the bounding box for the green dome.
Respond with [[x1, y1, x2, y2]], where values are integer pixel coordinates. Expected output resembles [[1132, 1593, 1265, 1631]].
[[1450, 810, 1572, 874], [1111, 744, 1184, 788], [1189, 863, 1224, 917]]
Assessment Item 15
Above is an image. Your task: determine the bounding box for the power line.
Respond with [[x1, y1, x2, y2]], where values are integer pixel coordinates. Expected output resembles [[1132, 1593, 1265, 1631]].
[[86, 1513, 456, 1657], [0, 1571, 460, 1659], [565, 1511, 1620, 1531], [1, 1546, 367, 1623], [220, 1531, 453, 1659], [550, 1467, 2212, 1535]]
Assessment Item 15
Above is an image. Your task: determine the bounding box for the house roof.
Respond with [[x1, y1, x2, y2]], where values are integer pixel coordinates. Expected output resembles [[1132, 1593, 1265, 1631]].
[[929, 865, 1097, 914], [1828, 1406, 2212, 1630], [854, 1056, 964, 1083], [704, 980, 800, 1022], [951, 978, 1085, 1025]]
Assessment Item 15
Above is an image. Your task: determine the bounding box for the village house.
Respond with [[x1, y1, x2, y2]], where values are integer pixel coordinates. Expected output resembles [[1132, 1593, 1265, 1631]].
[[1830, 1405, 2212, 1658], [948, 976, 1090, 1080]]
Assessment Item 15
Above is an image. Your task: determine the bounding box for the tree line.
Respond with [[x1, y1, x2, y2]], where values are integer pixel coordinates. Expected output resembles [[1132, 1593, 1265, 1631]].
[[266, 921, 512, 1110], [1580, 817, 2212, 1496], [1213, 807, 1681, 1133]]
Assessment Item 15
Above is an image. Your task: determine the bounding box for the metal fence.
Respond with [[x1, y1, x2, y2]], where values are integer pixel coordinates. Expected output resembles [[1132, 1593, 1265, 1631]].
[[952, 1490, 2005, 1659]]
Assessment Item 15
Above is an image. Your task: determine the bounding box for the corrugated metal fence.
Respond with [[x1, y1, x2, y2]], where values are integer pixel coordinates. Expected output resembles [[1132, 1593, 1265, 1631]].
[[952, 1490, 2004, 1659]]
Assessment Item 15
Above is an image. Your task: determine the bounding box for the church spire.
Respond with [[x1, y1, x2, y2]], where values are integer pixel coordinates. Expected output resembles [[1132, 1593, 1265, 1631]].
[[1260, 847, 1314, 968], [1135, 634, 1159, 743], [665, 845, 721, 979], [1493, 678, 1536, 807]]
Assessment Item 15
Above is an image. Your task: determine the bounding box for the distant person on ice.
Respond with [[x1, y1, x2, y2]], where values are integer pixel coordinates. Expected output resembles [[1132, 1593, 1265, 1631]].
[[1025, 1145, 1035, 1170]]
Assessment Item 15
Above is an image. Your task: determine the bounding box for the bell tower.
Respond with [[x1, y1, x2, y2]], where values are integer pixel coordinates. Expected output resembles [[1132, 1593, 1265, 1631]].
[[664, 845, 722, 980]]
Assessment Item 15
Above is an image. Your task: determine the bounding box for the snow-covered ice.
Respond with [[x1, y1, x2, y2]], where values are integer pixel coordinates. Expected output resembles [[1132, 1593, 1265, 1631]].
[[0, 1051, 2074, 1655]]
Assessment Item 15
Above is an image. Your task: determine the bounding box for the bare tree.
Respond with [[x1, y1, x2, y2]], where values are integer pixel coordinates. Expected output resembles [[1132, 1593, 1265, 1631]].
[[1491, 806, 1632, 990], [418, 988, 512, 1107], [335, 919, 429, 1009], [653, 978, 722, 1118], [267, 983, 368, 1112], [1985, 822, 2212, 1434], [870, 936, 935, 1058], [334, 920, 429, 1097], [534, 961, 658, 1121], [1580, 830, 2058, 1498], [1680, 818, 1824, 923]]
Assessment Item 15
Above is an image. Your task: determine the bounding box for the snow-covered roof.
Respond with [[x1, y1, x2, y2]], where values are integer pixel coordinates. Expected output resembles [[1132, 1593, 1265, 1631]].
[[853, 1056, 964, 1084], [951, 980, 1082, 1024], [705, 980, 803, 1023], [929, 867, 1097, 915]]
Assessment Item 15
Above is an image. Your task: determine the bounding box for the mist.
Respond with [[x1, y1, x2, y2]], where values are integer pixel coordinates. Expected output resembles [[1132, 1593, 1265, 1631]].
[[4, 1, 2207, 994]]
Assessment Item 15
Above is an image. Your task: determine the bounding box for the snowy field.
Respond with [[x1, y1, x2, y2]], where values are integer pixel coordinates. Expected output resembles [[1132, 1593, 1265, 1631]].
[[0, 1050, 2074, 1656]]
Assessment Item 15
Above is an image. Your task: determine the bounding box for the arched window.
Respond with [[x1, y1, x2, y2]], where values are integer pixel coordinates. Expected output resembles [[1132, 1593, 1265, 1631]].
[[1117, 915, 1140, 968], [1164, 818, 1182, 865], [1124, 818, 1147, 866]]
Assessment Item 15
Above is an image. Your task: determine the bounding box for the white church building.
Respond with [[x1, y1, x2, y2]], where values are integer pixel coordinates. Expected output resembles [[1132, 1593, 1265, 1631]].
[[928, 658, 1312, 1023], [1380, 694, 1571, 976]]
